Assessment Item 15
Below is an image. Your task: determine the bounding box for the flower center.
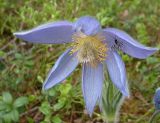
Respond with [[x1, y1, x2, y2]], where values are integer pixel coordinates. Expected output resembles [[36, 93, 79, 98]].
[[71, 32, 107, 67]]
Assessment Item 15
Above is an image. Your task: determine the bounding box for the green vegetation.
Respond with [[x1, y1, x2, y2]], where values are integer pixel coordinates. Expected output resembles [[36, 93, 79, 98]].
[[0, 0, 160, 122]]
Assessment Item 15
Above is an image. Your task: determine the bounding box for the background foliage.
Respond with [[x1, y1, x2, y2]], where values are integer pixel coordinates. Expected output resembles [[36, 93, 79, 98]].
[[0, 0, 160, 122]]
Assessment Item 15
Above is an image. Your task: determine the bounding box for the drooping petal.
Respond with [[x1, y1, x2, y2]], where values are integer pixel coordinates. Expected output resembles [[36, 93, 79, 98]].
[[43, 49, 78, 90], [105, 50, 129, 97], [74, 16, 102, 36], [103, 28, 158, 59], [14, 21, 73, 44], [82, 63, 103, 116]]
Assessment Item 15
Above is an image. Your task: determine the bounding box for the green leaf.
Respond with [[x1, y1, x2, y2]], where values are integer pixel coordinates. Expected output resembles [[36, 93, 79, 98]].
[[2, 92, 13, 104], [14, 96, 28, 108], [37, 75, 43, 83], [15, 77, 23, 85], [15, 53, 23, 59], [0, 111, 5, 118], [48, 88, 56, 97], [2, 110, 19, 122], [146, 57, 159, 64], [27, 117, 34, 123], [0, 119, 3, 123], [28, 95, 37, 102], [3, 113, 12, 123], [52, 115, 62, 123], [0, 61, 5, 71], [53, 100, 65, 111], [0, 96, 2, 101], [24, 60, 34, 67], [39, 101, 51, 115], [0, 51, 5, 57], [0, 101, 6, 110], [10, 109, 19, 122], [59, 83, 72, 96], [44, 115, 51, 122]]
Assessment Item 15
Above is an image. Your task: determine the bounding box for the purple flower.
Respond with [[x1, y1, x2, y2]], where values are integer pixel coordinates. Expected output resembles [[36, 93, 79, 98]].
[[14, 16, 158, 115], [154, 88, 160, 110]]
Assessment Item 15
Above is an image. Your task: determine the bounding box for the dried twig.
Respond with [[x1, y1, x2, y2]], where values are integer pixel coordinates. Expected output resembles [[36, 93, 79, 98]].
[[20, 106, 39, 117]]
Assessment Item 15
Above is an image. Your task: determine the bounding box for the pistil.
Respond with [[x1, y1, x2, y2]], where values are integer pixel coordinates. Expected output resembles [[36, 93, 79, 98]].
[[71, 32, 107, 67]]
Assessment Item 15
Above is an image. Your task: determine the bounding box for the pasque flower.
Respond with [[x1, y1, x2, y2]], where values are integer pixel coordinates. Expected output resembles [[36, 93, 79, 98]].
[[14, 16, 157, 115], [149, 88, 160, 123], [154, 88, 160, 110]]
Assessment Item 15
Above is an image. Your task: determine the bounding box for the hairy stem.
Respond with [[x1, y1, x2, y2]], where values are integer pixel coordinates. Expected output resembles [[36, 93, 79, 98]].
[[149, 110, 160, 123]]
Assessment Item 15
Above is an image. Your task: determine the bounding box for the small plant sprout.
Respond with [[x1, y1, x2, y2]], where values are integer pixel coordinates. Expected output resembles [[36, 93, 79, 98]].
[[14, 16, 158, 117], [100, 70, 124, 123]]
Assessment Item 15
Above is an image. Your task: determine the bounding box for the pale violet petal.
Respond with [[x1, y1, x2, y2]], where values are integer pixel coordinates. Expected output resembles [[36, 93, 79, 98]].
[[74, 16, 101, 36], [103, 28, 158, 59], [43, 49, 78, 90], [14, 21, 73, 44], [82, 63, 103, 116], [105, 51, 129, 97]]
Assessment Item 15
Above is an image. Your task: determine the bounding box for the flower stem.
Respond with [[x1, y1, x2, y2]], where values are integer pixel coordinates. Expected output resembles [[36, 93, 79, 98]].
[[149, 110, 160, 123], [107, 119, 116, 123], [102, 113, 118, 123], [107, 121, 114, 123]]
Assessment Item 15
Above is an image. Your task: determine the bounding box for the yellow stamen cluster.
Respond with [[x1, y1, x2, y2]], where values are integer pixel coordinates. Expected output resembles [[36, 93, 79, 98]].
[[71, 32, 108, 67]]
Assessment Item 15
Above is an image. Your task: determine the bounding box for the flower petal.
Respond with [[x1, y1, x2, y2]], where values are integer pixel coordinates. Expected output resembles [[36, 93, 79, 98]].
[[103, 28, 158, 59], [74, 16, 101, 36], [14, 21, 73, 44], [43, 49, 78, 90], [82, 63, 103, 116], [105, 50, 129, 97]]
